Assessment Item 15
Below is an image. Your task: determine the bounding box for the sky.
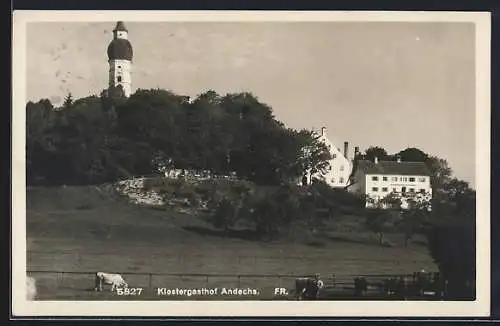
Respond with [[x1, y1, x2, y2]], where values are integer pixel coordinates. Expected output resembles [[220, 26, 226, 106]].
[[26, 21, 476, 187]]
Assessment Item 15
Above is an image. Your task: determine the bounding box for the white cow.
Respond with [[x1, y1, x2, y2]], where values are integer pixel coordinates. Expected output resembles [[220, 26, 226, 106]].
[[27, 276, 37, 300], [94, 272, 128, 292]]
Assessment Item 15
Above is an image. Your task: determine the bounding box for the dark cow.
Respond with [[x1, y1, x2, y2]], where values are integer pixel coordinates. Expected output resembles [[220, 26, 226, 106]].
[[416, 271, 434, 296], [295, 274, 324, 300], [383, 277, 398, 295], [411, 270, 447, 298], [383, 277, 406, 298], [430, 272, 447, 299], [396, 276, 407, 298], [354, 277, 368, 297]]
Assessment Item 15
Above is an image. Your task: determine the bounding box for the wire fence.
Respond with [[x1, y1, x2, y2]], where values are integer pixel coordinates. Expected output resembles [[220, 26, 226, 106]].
[[26, 269, 414, 291]]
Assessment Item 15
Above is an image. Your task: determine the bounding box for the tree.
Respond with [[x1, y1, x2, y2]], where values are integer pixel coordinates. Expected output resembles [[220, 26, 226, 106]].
[[443, 178, 473, 201], [396, 147, 429, 162], [297, 129, 332, 179], [108, 85, 126, 100], [424, 180, 476, 298], [379, 192, 402, 210], [211, 198, 237, 232], [364, 146, 390, 161], [365, 208, 399, 246], [25, 88, 341, 188], [426, 155, 453, 190], [26, 99, 56, 184], [425, 216, 475, 298], [63, 92, 73, 109], [397, 199, 430, 247]]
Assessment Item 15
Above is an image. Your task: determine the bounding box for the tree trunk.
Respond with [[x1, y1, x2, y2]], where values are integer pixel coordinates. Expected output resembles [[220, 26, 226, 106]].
[[404, 233, 410, 247], [378, 232, 384, 245]]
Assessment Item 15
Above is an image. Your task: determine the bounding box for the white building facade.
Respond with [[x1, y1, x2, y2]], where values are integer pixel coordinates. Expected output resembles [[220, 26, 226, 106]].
[[348, 157, 432, 210], [107, 21, 133, 97], [306, 127, 353, 188]]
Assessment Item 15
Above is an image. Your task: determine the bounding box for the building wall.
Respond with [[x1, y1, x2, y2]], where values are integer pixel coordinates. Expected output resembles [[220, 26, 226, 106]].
[[347, 169, 366, 194], [312, 134, 352, 188], [364, 173, 432, 209], [365, 174, 431, 199], [109, 59, 132, 97]]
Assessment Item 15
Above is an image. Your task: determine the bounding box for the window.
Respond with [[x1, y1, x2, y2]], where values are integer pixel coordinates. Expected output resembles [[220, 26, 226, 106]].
[[409, 188, 415, 193], [420, 189, 426, 193], [332, 154, 337, 159], [391, 176, 398, 181], [400, 177, 408, 182], [419, 177, 427, 182], [382, 187, 388, 192], [372, 187, 379, 192], [117, 76, 122, 82], [409, 177, 415, 182], [331, 178, 335, 183], [372, 176, 378, 181], [118, 66, 122, 69], [339, 177, 344, 183], [393, 188, 397, 192], [382, 176, 388, 181], [340, 165, 344, 171], [401, 187, 407, 193]]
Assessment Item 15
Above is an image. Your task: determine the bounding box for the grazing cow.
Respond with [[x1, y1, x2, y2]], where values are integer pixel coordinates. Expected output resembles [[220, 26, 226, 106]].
[[27, 276, 37, 300], [295, 274, 324, 300], [94, 272, 128, 292]]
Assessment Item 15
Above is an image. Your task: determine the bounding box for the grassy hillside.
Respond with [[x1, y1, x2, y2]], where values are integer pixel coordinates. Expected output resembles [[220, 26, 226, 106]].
[[26, 183, 437, 300]]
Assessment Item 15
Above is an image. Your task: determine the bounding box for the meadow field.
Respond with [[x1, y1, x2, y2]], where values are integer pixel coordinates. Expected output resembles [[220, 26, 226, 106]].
[[26, 184, 437, 300]]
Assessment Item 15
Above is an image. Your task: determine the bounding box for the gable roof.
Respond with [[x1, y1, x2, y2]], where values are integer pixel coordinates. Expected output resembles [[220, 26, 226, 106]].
[[355, 160, 431, 176], [313, 130, 350, 162]]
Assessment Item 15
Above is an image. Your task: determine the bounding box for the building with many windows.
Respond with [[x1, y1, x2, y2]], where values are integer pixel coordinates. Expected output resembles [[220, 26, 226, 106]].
[[347, 156, 432, 209]]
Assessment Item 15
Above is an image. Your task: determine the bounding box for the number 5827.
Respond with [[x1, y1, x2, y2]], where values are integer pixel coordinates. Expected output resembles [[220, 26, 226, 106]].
[[116, 287, 143, 296]]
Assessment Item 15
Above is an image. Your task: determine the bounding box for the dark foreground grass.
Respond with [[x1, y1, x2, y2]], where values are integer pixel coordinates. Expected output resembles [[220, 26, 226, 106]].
[[26, 185, 437, 300]]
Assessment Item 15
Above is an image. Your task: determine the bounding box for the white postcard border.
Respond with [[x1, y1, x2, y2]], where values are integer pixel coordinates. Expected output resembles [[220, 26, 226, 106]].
[[12, 10, 491, 317]]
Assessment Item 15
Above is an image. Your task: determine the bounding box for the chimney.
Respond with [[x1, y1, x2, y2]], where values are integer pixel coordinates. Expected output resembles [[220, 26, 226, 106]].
[[343, 141, 349, 159], [321, 127, 326, 137], [374, 156, 379, 164], [396, 155, 402, 163]]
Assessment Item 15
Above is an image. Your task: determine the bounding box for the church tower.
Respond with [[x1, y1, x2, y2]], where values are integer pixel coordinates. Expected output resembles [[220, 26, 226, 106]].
[[107, 21, 133, 97]]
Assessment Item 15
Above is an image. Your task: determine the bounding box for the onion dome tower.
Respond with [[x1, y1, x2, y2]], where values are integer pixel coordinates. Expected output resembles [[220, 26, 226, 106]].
[[107, 21, 133, 97]]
